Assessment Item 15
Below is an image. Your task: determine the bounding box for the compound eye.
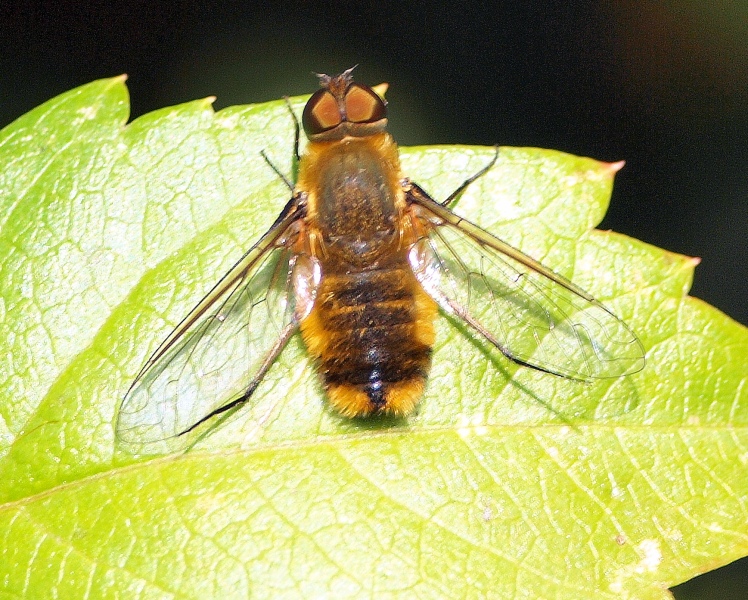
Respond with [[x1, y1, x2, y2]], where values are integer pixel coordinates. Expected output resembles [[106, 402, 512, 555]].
[[302, 89, 342, 136], [345, 84, 387, 124]]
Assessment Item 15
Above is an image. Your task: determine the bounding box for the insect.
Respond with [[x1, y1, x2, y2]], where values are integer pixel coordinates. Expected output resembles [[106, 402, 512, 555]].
[[118, 68, 645, 445]]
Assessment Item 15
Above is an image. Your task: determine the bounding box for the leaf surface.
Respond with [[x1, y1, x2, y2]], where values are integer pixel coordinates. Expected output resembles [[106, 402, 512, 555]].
[[0, 78, 746, 599]]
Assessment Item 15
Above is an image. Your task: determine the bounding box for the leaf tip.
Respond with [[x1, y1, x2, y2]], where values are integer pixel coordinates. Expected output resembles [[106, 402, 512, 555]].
[[197, 96, 217, 111], [372, 82, 389, 99], [604, 159, 626, 174]]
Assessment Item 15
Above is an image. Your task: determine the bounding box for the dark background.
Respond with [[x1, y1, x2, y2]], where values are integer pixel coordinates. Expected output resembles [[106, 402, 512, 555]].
[[1, 2, 745, 597]]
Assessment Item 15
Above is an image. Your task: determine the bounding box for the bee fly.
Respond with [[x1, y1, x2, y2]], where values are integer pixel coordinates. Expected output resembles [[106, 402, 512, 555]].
[[118, 68, 645, 445]]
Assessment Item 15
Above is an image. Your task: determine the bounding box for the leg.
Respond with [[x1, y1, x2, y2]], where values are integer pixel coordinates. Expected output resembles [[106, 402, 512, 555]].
[[259, 96, 302, 192], [440, 146, 499, 206]]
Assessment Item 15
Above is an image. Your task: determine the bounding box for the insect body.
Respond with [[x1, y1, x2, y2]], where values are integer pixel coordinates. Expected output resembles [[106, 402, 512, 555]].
[[296, 122, 438, 417], [118, 68, 645, 445]]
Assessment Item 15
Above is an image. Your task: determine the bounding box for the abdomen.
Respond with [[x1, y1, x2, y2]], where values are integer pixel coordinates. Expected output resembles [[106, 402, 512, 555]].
[[300, 256, 438, 417]]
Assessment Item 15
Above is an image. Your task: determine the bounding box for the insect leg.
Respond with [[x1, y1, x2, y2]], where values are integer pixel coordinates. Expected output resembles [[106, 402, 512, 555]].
[[259, 97, 302, 192], [283, 96, 301, 165], [261, 150, 295, 191], [177, 320, 299, 436], [440, 146, 500, 207], [429, 285, 588, 382]]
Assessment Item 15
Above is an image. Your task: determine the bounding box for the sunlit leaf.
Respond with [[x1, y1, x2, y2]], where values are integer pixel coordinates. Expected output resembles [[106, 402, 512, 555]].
[[0, 77, 746, 599]]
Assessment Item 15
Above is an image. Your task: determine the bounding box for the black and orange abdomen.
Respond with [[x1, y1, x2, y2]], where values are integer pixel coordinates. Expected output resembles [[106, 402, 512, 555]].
[[300, 257, 437, 417]]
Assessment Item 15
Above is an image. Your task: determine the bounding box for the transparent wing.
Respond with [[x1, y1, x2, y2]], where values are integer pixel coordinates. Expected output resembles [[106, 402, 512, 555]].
[[408, 185, 645, 381], [117, 204, 308, 446]]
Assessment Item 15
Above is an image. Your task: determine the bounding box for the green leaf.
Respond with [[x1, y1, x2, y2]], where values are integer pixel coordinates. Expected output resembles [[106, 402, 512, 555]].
[[1, 77, 746, 599]]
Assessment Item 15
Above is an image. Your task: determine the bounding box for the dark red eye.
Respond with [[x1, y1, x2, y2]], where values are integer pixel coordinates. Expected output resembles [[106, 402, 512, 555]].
[[302, 89, 342, 137], [344, 84, 387, 124]]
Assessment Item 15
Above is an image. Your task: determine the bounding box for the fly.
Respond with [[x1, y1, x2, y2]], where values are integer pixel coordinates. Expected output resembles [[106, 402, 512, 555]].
[[117, 68, 645, 446]]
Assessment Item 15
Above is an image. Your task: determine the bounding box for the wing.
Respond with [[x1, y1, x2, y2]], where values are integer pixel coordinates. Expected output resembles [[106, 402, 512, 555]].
[[407, 183, 645, 381], [117, 200, 310, 446]]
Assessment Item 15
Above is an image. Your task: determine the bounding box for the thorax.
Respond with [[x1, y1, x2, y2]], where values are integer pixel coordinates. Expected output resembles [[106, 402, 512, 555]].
[[296, 133, 406, 268]]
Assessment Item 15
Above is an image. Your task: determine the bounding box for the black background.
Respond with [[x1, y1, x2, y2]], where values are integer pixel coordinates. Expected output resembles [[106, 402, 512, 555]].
[[1, 2, 746, 597]]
